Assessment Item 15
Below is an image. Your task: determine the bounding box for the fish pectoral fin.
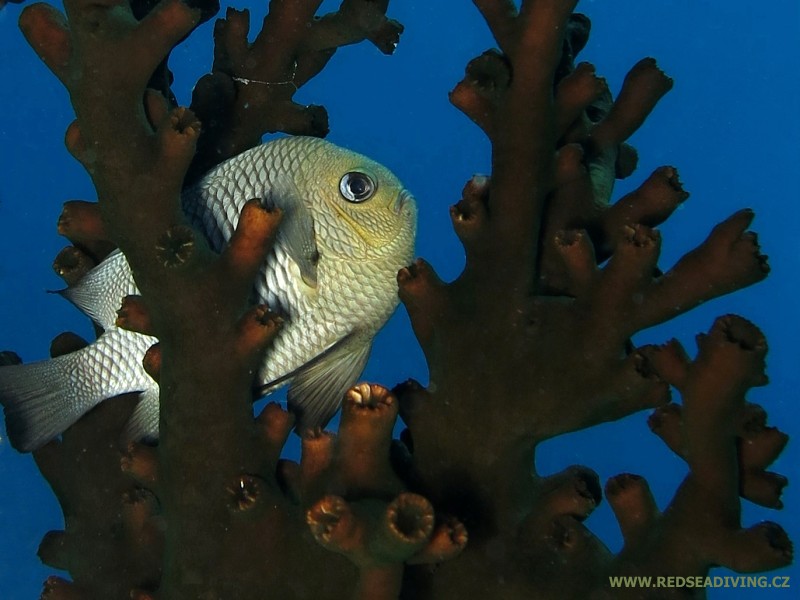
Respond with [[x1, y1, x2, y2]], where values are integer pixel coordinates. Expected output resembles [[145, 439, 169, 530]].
[[286, 334, 372, 430], [265, 179, 319, 288]]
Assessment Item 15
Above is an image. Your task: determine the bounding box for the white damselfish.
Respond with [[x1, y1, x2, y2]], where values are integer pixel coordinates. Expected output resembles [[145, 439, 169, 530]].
[[0, 137, 417, 451]]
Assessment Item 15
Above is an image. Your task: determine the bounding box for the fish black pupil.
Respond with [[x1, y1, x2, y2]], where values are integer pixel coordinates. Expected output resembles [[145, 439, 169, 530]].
[[350, 178, 367, 196], [341, 172, 374, 202]]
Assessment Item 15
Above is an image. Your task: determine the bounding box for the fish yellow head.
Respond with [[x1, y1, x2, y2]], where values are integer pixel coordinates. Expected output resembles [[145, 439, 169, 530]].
[[280, 137, 417, 263]]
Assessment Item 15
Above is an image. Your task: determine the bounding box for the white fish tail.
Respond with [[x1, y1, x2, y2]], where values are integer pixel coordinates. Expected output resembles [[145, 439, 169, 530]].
[[0, 328, 155, 452], [0, 352, 99, 451]]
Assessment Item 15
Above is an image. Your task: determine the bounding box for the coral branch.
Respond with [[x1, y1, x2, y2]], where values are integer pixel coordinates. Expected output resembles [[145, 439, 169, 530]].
[[18, 4, 71, 83], [304, 0, 403, 55], [637, 210, 770, 328], [407, 516, 468, 565], [38, 531, 70, 571], [308, 493, 434, 565], [599, 166, 689, 254], [218, 199, 282, 296], [7, 1, 400, 596], [234, 305, 283, 363], [53, 246, 95, 286], [121, 442, 160, 491], [336, 384, 404, 497], [650, 396, 789, 509], [449, 50, 509, 140], [57, 201, 115, 261], [555, 62, 606, 136], [609, 317, 791, 582], [473, 0, 517, 54], [40, 576, 84, 600], [116, 296, 154, 336], [48, 331, 89, 358], [605, 473, 659, 547], [255, 402, 295, 469], [396, 260, 449, 355], [537, 465, 602, 521], [189, 0, 402, 178], [31, 395, 158, 598], [396, 3, 789, 597], [590, 58, 673, 152], [486, 0, 577, 283]]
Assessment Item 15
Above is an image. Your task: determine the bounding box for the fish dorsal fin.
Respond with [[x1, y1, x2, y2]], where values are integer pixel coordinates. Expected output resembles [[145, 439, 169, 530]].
[[256, 332, 372, 429], [264, 178, 319, 288], [57, 250, 137, 330]]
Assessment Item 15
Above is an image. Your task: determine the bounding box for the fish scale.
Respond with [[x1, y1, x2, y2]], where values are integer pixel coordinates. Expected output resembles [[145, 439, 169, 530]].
[[0, 136, 416, 451]]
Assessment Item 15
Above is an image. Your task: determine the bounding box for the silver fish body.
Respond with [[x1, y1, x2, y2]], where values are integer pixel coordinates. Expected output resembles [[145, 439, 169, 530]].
[[0, 137, 416, 451]]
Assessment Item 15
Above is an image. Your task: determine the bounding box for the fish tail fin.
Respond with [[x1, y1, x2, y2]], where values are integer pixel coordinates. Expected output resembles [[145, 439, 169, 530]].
[[56, 250, 133, 331], [0, 352, 94, 452], [0, 328, 150, 452]]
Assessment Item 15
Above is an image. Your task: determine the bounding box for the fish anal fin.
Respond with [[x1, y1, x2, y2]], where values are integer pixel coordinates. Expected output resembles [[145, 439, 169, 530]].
[[255, 331, 356, 397], [122, 388, 160, 445], [285, 334, 372, 430]]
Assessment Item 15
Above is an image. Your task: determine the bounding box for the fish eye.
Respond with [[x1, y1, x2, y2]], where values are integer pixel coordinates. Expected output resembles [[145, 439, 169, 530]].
[[339, 172, 376, 203]]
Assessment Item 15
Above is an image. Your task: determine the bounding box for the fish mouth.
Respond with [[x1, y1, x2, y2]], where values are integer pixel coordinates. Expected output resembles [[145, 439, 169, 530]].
[[393, 189, 413, 214]]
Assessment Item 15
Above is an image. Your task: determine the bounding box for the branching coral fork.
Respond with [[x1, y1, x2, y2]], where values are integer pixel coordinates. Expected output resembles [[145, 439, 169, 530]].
[[296, 384, 467, 599], [188, 0, 403, 179], [307, 493, 445, 600], [607, 316, 792, 578], [447, 0, 579, 295], [20, 0, 202, 271]]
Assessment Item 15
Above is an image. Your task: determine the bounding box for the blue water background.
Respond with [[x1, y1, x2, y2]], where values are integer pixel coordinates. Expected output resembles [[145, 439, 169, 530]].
[[0, 1, 797, 597]]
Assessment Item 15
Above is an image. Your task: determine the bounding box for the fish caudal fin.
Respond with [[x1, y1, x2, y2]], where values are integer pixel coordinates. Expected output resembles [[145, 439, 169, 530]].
[[57, 250, 137, 331], [0, 328, 155, 452], [287, 335, 371, 430], [0, 353, 94, 452]]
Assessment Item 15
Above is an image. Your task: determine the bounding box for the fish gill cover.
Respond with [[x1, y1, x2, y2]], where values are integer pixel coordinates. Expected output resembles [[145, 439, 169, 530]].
[[0, 1, 797, 599]]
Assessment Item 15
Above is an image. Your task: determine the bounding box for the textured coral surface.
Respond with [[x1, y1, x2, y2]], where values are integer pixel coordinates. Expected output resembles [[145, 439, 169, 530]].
[[0, 1, 796, 599]]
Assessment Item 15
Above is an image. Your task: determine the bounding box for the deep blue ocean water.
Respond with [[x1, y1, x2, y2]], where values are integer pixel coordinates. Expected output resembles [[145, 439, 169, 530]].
[[0, 1, 797, 597]]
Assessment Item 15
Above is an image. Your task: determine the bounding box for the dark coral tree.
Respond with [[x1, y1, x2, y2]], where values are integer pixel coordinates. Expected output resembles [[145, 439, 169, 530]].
[[0, 0, 791, 599], [394, 1, 791, 597]]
